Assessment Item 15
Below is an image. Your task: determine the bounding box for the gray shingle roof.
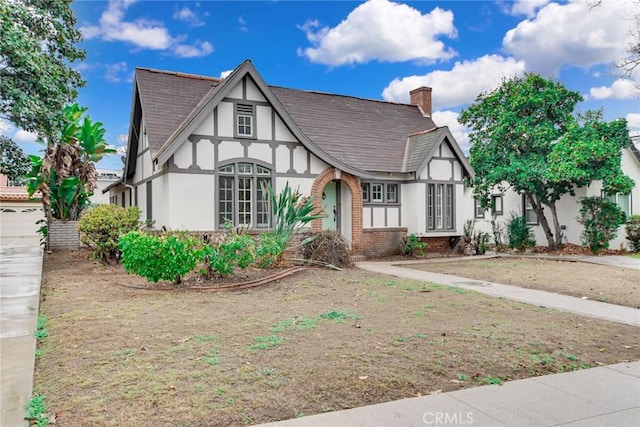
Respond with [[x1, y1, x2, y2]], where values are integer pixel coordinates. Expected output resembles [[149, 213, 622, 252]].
[[404, 127, 445, 172], [270, 87, 436, 172], [135, 68, 220, 156], [133, 67, 437, 172]]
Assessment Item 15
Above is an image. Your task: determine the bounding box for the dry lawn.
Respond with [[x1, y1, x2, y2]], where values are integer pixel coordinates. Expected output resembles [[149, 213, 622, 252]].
[[402, 257, 640, 308], [34, 251, 640, 426]]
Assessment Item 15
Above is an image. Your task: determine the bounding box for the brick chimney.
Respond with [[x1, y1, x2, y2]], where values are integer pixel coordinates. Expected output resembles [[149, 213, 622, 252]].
[[410, 87, 432, 117]]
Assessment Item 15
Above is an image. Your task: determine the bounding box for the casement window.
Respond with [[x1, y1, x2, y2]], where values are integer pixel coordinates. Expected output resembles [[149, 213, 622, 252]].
[[491, 194, 503, 216], [362, 183, 370, 202], [427, 183, 454, 230], [522, 195, 538, 225], [236, 104, 254, 138], [386, 184, 398, 203], [218, 162, 272, 228], [474, 199, 485, 219], [606, 193, 632, 216], [362, 182, 399, 204]]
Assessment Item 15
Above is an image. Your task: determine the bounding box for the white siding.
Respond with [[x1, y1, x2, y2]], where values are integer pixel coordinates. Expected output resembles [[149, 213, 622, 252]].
[[245, 78, 266, 102], [218, 140, 244, 163], [217, 102, 234, 137], [194, 111, 214, 135], [429, 159, 452, 181], [387, 207, 400, 227], [247, 143, 272, 164], [440, 143, 454, 158], [275, 116, 296, 142], [167, 174, 215, 230], [310, 155, 329, 174], [173, 140, 192, 169], [363, 207, 372, 228], [293, 146, 307, 173], [275, 145, 290, 173], [198, 140, 216, 169], [256, 105, 273, 140], [372, 207, 385, 227]]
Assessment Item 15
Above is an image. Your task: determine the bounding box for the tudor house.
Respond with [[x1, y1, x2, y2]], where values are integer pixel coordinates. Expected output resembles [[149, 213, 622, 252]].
[[107, 59, 473, 257]]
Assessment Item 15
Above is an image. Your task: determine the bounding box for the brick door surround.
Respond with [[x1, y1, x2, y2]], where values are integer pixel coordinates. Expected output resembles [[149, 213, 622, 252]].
[[310, 168, 363, 253]]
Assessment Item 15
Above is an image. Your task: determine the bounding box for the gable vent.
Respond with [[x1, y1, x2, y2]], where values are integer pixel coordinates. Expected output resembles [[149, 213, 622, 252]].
[[237, 104, 253, 114]]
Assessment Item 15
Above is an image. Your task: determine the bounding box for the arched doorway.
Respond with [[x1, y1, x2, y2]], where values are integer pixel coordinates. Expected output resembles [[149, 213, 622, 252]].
[[311, 168, 362, 252]]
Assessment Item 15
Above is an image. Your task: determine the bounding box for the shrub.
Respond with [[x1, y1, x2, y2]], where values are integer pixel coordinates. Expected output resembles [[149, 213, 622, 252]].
[[78, 204, 141, 263], [578, 197, 626, 254], [402, 234, 427, 257], [255, 232, 288, 269], [203, 228, 256, 277], [506, 213, 536, 250], [626, 215, 640, 252], [118, 231, 202, 284]]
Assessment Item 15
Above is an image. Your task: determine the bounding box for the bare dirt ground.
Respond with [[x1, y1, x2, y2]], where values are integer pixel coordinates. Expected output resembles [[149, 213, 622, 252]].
[[402, 257, 640, 308], [35, 250, 640, 427]]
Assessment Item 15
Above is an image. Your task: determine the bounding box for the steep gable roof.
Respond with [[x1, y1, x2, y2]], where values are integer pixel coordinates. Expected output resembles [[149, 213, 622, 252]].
[[135, 68, 220, 157], [127, 60, 452, 177], [403, 126, 474, 178]]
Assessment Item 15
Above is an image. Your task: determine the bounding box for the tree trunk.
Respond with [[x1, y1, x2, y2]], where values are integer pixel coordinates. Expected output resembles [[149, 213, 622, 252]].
[[527, 193, 557, 250], [548, 201, 563, 247]]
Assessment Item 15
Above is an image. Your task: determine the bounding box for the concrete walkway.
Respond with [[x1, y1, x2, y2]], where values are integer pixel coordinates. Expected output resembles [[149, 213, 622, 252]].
[[0, 213, 43, 426], [357, 259, 640, 327], [260, 361, 640, 427]]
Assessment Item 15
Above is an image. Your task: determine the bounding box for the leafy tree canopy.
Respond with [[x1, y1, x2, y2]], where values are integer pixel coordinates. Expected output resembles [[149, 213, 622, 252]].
[[0, 0, 86, 142], [0, 135, 30, 185], [459, 73, 633, 249]]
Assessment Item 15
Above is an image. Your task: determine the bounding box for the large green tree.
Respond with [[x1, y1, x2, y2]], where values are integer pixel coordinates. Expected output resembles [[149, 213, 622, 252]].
[[0, 135, 29, 185], [0, 0, 86, 142], [460, 73, 633, 250]]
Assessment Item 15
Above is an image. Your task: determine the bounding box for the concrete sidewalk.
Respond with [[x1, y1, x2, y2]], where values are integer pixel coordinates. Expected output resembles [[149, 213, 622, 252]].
[[0, 213, 44, 426], [260, 361, 640, 427], [356, 260, 640, 327]]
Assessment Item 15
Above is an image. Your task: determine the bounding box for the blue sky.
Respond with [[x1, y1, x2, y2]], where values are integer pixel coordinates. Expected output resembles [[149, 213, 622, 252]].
[[2, 0, 639, 170]]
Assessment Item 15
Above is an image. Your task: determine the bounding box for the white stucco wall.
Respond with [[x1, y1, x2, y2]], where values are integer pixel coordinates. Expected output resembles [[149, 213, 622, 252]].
[[173, 139, 192, 169], [166, 173, 215, 230]]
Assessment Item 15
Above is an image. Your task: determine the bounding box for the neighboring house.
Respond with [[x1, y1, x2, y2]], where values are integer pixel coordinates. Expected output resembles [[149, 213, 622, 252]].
[[470, 135, 640, 250], [108, 59, 473, 256], [0, 173, 43, 237], [91, 169, 122, 205]]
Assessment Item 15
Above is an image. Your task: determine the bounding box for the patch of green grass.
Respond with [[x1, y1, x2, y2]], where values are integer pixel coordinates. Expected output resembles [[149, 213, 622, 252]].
[[270, 317, 318, 333], [34, 348, 47, 359], [457, 373, 469, 381], [414, 333, 427, 339], [625, 253, 640, 259], [34, 314, 48, 341], [319, 310, 362, 323], [365, 328, 376, 334], [195, 334, 215, 342], [249, 335, 285, 350], [24, 393, 49, 426], [480, 375, 503, 385], [262, 368, 276, 377], [200, 349, 220, 366]]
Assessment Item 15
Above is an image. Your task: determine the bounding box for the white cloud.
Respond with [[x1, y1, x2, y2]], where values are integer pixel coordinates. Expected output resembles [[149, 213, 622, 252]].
[[432, 110, 471, 154], [104, 62, 133, 83], [298, 0, 457, 66], [173, 6, 205, 27], [80, 0, 213, 58], [220, 70, 233, 79], [173, 41, 213, 58], [13, 129, 38, 143], [508, 0, 551, 18], [0, 118, 13, 134], [116, 134, 128, 144], [503, 0, 638, 75], [239, 16, 249, 33], [382, 54, 526, 110], [627, 113, 640, 136], [589, 78, 640, 100]]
